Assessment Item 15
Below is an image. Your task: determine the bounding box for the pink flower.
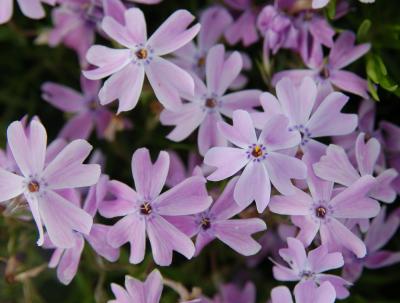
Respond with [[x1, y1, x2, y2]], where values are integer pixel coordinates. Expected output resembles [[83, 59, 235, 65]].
[[269, 154, 380, 258], [42, 76, 131, 141], [272, 237, 349, 299], [168, 177, 266, 256], [0, 0, 55, 24], [273, 31, 371, 99], [252, 77, 358, 157], [161, 44, 261, 155], [43, 176, 119, 285], [98, 148, 212, 266], [0, 120, 101, 248], [83, 8, 200, 113], [204, 110, 307, 212], [314, 133, 398, 203], [109, 269, 163, 303], [270, 281, 336, 303]]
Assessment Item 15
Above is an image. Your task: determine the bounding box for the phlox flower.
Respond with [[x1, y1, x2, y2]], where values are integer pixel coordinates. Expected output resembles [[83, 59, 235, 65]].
[[223, 0, 259, 46], [342, 207, 400, 282], [166, 150, 203, 187], [83, 8, 200, 113], [269, 154, 380, 258], [108, 269, 163, 303], [0, 119, 101, 248], [252, 77, 358, 157], [98, 148, 212, 266], [270, 281, 336, 303], [199, 282, 256, 303], [314, 133, 398, 203], [48, 0, 127, 65], [168, 177, 266, 256], [272, 237, 349, 299], [204, 110, 307, 213], [273, 31, 371, 99], [0, 0, 55, 24], [42, 76, 131, 141], [43, 176, 119, 285], [161, 44, 261, 155]]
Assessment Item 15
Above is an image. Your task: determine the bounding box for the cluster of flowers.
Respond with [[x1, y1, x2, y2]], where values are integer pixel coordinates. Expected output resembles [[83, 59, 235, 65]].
[[1, 0, 399, 302]]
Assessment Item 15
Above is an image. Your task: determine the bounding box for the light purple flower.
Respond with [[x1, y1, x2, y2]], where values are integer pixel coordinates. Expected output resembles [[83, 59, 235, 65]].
[[257, 5, 298, 59], [0, 120, 101, 248], [109, 269, 163, 303], [314, 133, 398, 203], [166, 150, 203, 187], [273, 31, 371, 99], [161, 44, 261, 155], [0, 0, 55, 24], [199, 282, 256, 303], [42, 76, 131, 141], [342, 207, 400, 282], [204, 110, 307, 212], [48, 0, 126, 65], [83, 8, 200, 113], [43, 176, 119, 285], [168, 177, 266, 256], [98, 148, 212, 266], [272, 237, 349, 299], [172, 6, 232, 78], [224, 0, 259, 46], [252, 77, 358, 157], [270, 153, 380, 258], [270, 281, 336, 303]]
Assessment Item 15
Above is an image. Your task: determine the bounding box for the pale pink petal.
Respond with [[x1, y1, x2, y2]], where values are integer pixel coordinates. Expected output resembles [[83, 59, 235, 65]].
[[146, 57, 194, 110], [0, 168, 24, 201], [264, 152, 307, 195], [371, 169, 398, 203], [306, 92, 357, 138], [0, 0, 13, 24], [308, 245, 344, 273], [355, 133, 380, 176], [86, 224, 119, 262], [25, 195, 45, 246], [154, 176, 212, 216], [148, 10, 200, 56], [17, 0, 45, 19], [260, 115, 301, 152], [214, 219, 266, 256], [59, 112, 94, 141], [234, 162, 271, 212], [41, 82, 85, 113], [83, 46, 131, 80], [43, 140, 100, 190], [147, 215, 195, 265], [110, 283, 131, 303], [101, 16, 136, 48], [143, 269, 163, 303], [98, 64, 145, 113], [56, 235, 84, 285], [204, 147, 248, 181], [271, 286, 293, 303], [218, 90, 261, 118], [314, 144, 360, 186], [40, 190, 92, 248], [330, 175, 380, 219], [198, 113, 227, 156], [131, 148, 169, 200], [211, 177, 241, 220], [330, 70, 369, 99], [218, 109, 257, 148], [269, 190, 313, 216]]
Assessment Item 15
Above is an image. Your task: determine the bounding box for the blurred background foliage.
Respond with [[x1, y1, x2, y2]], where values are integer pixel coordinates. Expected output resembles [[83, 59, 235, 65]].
[[0, 0, 399, 302]]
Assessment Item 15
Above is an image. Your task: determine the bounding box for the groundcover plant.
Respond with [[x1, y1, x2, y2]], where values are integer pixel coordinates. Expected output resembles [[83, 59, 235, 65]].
[[1, 0, 400, 302]]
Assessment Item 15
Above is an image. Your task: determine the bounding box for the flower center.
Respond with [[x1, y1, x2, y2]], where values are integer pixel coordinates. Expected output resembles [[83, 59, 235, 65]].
[[136, 48, 148, 60], [200, 217, 211, 230], [300, 270, 314, 280], [252, 145, 263, 158], [315, 206, 327, 218], [205, 98, 217, 108], [140, 202, 152, 215], [319, 65, 330, 79], [28, 181, 40, 193], [197, 56, 206, 67]]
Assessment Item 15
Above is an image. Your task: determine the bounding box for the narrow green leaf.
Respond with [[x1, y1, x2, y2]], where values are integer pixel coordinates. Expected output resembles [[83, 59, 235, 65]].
[[357, 19, 372, 41], [368, 78, 380, 101]]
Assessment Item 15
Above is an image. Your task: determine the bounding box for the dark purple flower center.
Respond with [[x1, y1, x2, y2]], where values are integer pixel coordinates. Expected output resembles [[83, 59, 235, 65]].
[[140, 202, 152, 215], [251, 145, 263, 158], [28, 181, 40, 193], [205, 98, 217, 108], [315, 206, 327, 218], [300, 270, 314, 280], [200, 217, 211, 230], [136, 48, 148, 60]]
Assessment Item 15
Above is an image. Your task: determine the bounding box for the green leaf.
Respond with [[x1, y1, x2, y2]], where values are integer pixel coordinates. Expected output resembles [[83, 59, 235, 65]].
[[326, 0, 337, 19], [366, 56, 379, 83], [368, 78, 380, 101], [357, 19, 372, 41]]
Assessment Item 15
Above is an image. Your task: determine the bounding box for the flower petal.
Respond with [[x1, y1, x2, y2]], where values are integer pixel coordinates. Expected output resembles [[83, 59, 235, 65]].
[[0, 168, 24, 202]]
